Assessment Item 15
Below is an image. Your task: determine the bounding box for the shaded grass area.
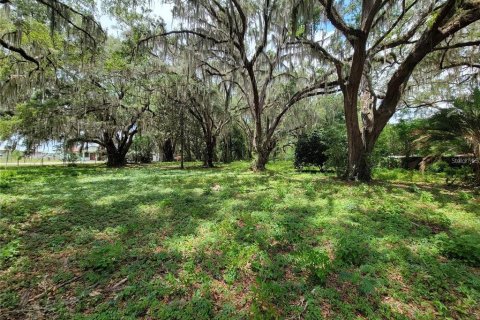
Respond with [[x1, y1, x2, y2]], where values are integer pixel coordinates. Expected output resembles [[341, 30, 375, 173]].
[[0, 161, 479, 319]]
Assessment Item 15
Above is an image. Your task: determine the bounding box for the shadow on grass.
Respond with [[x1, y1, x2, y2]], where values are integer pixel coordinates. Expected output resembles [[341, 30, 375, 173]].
[[0, 164, 478, 319]]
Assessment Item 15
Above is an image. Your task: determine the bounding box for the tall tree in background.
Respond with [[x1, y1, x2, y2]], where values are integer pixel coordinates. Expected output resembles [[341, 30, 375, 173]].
[[293, 0, 480, 180], [66, 51, 158, 167], [184, 78, 232, 168], [141, 0, 339, 171], [158, 72, 233, 167], [2, 39, 164, 167], [0, 1, 171, 166]]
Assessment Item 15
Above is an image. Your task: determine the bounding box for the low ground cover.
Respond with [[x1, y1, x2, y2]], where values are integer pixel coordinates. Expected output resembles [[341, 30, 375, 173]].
[[0, 162, 479, 319]]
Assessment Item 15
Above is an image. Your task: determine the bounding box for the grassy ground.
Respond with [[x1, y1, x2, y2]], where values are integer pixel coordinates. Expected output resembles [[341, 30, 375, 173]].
[[0, 162, 479, 319]]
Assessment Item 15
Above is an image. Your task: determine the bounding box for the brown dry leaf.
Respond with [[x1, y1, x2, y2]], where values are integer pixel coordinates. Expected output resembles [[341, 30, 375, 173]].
[[89, 290, 102, 297]]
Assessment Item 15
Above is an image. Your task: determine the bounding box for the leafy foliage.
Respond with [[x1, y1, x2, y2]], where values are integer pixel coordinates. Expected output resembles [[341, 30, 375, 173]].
[[335, 231, 371, 267], [417, 89, 480, 183], [294, 131, 328, 170], [128, 136, 155, 163], [323, 124, 348, 177], [438, 233, 480, 267]]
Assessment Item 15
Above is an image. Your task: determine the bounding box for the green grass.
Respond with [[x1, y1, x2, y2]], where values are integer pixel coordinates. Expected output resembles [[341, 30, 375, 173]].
[[0, 161, 479, 319]]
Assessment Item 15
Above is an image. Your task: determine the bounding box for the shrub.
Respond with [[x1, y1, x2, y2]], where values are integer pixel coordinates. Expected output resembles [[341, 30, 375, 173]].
[[445, 166, 474, 185], [294, 124, 347, 175], [428, 160, 449, 173], [324, 125, 348, 176], [64, 152, 78, 166], [297, 249, 331, 284], [294, 131, 328, 170]]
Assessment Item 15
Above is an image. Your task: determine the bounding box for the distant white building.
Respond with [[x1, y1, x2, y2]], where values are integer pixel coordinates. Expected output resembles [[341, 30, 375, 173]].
[[69, 144, 101, 162]]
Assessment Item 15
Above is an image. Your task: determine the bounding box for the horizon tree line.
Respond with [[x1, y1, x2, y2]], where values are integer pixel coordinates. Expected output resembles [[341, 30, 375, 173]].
[[1, 0, 479, 181]]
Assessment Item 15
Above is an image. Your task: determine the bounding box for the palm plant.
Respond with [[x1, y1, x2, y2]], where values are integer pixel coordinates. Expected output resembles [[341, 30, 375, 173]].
[[418, 89, 480, 183]]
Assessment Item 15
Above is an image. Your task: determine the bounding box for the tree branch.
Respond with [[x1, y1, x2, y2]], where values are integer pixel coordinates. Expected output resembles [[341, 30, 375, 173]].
[[318, 0, 363, 43], [0, 38, 40, 69], [36, 0, 105, 48], [434, 40, 480, 51]]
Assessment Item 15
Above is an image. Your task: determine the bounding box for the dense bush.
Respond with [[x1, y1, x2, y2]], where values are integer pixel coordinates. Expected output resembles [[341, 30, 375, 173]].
[[294, 126, 348, 175], [324, 125, 348, 176], [425, 161, 475, 185], [445, 166, 475, 185], [294, 131, 328, 170]]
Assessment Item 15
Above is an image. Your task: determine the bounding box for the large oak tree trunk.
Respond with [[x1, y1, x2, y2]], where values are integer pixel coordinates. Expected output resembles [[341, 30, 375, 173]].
[[104, 132, 135, 168], [203, 136, 216, 168], [251, 112, 271, 171], [105, 142, 127, 167], [342, 36, 373, 181], [252, 149, 269, 172], [347, 140, 373, 182], [251, 137, 276, 172], [106, 150, 127, 167], [338, 0, 479, 182], [345, 89, 379, 181], [344, 93, 369, 181]]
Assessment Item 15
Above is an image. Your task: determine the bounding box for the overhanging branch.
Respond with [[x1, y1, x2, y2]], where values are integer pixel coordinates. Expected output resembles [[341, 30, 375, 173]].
[[0, 38, 40, 69]]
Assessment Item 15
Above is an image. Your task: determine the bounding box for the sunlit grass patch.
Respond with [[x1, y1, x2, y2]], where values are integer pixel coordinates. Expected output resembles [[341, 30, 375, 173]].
[[0, 161, 479, 319]]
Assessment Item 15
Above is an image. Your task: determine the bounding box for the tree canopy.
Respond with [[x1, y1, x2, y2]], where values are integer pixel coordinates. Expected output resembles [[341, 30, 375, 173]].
[[1, 0, 479, 179]]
